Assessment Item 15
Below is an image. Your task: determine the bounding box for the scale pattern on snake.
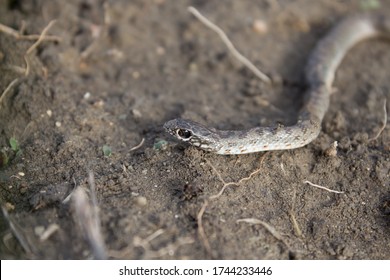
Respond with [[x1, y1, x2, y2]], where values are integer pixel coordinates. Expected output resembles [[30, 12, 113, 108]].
[[164, 13, 390, 154]]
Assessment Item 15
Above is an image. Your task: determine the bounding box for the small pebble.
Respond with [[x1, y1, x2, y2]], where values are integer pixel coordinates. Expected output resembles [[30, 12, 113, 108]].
[[156, 46, 165, 55], [4, 202, 15, 211], [84, 92, 91, 99], [20, 187, 27, 194], [34, 226, 45, 236], [55, 121, 61, 127], [189, 63, 198, 72], [46, 110, 52, 117], [18, 172, 25, 176], [135, 196, 147, 207], [252, 19, 268, 35], [106, 48, 124, 59], [131, 109, 142, 118], [324, 141, 338, 157], [132, 71, 140, 79], [93, 100, 104, 107]]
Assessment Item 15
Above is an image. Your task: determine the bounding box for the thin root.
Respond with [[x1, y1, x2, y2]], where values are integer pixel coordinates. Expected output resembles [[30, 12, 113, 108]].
[[39, 223, 60, 242], [197, 153, 268, 256], [109, 230, 194, 259], [289, 210, 303, 238], [188, 6, 271, 84], [303, 180, 344, 194], [369, 98, 387, 141], [290, 187, 302, 237], [133, 229, 165, 251], [197, 200, 211, 255], [0, 78, 19, 109], [0, 22, 61, 42], [236, 218, 289, 249], [129, 138, 145, 151], [154, 236, 194, 258], [26, 20, 57, 55], [24, 20, 57, 76]]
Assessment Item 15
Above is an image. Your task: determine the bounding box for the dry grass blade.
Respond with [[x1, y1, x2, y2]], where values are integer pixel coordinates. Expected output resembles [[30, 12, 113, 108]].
[[1, 205, 36, 256], [72, 172, 106, 259]]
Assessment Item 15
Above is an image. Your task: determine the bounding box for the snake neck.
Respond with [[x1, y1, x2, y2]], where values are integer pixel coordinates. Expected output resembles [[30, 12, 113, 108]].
[[211, 119, 321, 154]]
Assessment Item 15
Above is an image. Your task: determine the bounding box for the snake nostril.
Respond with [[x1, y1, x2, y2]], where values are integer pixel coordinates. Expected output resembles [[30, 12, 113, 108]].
[[176, 129, 192, 139]]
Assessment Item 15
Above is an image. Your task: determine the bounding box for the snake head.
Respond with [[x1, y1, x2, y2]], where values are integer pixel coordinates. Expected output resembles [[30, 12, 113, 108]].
[[163, 118, 220, 152]]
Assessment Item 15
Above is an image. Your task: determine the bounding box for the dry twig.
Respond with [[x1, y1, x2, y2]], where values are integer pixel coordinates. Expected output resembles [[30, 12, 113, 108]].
[[188, 6, 271, 84]]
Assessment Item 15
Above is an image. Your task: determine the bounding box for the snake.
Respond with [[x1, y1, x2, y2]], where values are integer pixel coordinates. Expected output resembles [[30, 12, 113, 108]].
[[164, 13, 390, 154]]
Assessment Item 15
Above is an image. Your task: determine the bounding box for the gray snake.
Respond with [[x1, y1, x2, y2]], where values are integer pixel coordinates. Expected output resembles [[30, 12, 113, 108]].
[[164, 13, 390, 154]]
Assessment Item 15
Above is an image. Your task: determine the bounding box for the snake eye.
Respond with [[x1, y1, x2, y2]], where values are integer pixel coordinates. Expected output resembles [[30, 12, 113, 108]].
[[176, 129, 192, 139]]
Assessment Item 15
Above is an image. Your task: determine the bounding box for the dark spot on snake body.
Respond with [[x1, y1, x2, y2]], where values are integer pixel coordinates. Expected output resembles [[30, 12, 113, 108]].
[[240, 149, 247, 153], [238, 133, 249, 140], [263, 145, 268, 149], [228, 142, 235, 148], [271, 125, 284, 135], [286, 143, 291, 147]]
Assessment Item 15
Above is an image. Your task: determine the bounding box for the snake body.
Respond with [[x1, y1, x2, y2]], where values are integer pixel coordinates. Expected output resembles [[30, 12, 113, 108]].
[[164, 13, 390, 154]]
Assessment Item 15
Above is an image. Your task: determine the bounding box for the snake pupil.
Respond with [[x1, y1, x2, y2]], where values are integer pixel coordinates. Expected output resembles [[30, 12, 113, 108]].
[[177, 129, 192, 139]]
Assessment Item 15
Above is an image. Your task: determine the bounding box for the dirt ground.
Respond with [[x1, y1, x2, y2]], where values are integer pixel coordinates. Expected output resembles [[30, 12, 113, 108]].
[[0, 0, 389, 260]]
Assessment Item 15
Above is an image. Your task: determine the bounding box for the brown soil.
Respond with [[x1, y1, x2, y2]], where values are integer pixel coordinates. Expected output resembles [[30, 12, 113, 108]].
[[0, 0, 389, 259]]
